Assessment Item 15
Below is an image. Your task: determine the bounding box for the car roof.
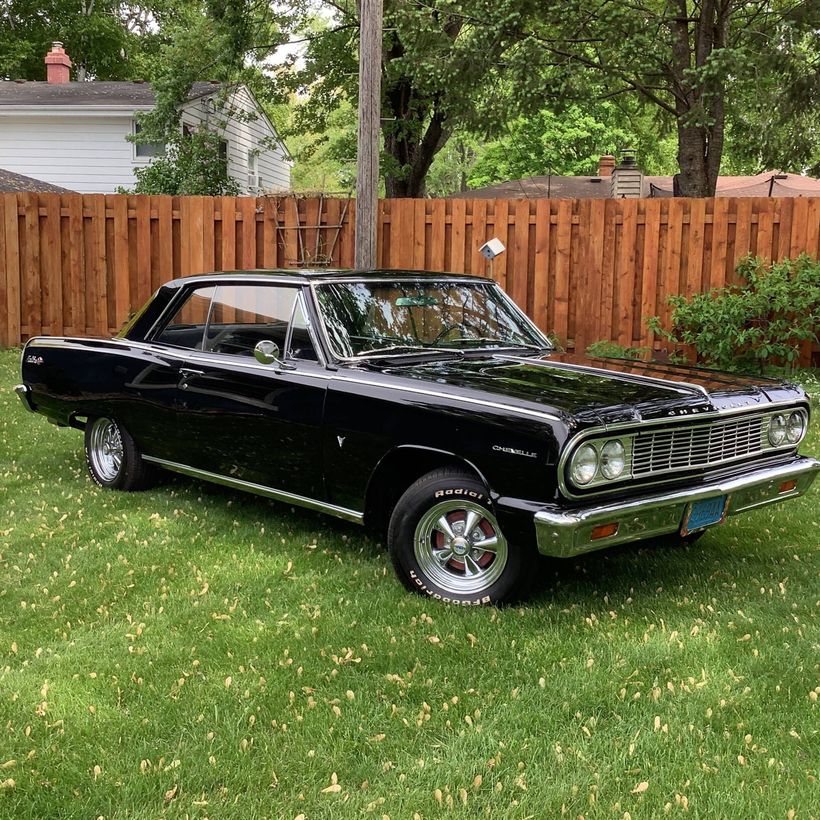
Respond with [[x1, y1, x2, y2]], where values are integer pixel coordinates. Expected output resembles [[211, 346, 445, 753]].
[[162, 268, 491, 289]]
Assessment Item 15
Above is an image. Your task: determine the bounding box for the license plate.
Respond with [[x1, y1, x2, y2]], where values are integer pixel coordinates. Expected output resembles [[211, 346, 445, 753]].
[[682, 495, 728, 535]]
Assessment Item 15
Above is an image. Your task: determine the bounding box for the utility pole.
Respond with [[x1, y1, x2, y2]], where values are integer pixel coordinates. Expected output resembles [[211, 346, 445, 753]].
[[354, 0, 383, 270]]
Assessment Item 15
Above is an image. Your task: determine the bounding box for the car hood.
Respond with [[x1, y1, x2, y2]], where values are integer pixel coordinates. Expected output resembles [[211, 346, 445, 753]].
[[375, 352, 803, 426]]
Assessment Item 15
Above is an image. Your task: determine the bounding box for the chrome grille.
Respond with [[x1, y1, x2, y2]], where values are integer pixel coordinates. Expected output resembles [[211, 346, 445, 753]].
[[631, 415, 765, 477]]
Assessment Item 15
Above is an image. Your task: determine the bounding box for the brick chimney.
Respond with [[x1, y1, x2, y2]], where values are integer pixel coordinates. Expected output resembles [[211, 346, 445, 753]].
[[45, 42, 72, 84], [611, 149, 644, 198], [598, 155, 616, 177]]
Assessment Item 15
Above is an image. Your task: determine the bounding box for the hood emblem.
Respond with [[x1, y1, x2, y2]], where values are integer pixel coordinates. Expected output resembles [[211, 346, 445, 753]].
[[337, 435, 346, 448]]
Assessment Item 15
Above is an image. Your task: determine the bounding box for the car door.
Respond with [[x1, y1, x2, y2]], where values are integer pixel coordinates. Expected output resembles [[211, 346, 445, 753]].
[[117, 283, 218, 463], [169, 282, 328, 500]]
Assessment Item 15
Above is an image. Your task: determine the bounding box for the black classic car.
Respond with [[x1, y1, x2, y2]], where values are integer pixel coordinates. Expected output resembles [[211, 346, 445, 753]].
[[16, 269, 819, 605]]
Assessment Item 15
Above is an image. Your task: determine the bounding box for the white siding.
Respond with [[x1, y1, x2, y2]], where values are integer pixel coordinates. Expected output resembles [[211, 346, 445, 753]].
[[0, 85, 291, 195], [180, 87, 291, 194], [0, 114, 143, 193]]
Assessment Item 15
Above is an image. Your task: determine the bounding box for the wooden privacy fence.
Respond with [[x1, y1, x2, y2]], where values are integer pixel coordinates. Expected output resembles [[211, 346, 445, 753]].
[[1, 192, 819, 362]]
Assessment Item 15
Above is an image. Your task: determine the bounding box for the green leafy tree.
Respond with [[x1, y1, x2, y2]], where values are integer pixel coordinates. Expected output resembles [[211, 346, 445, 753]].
[[464, 102, 677, 188], [0, 0, 153, 80], [532, 0, 819, 197], [128, 129, 239, 195], [291, 1, 568, 197]]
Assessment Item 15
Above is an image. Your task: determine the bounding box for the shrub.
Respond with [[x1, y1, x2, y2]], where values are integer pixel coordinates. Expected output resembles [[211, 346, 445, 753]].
[[649, 255, 820, 373], [127, 130, 239, 196]]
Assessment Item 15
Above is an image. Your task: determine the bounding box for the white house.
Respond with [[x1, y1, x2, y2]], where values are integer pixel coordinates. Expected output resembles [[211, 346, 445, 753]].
[[0, 43, 291, 195]]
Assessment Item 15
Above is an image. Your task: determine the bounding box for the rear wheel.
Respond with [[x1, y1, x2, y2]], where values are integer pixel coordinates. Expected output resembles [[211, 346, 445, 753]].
[[388, 469, 530, 605], [84, 417, 155, 491]]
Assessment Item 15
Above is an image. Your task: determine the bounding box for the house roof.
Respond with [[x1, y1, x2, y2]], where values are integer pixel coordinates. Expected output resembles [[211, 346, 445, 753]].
[[451, 171, 820, 199], [0, 168, 72, 193], [0, 80, 224, 108]]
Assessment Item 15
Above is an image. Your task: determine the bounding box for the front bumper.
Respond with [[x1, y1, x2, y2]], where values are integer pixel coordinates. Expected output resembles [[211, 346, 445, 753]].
[[534, 457, 820, 558]]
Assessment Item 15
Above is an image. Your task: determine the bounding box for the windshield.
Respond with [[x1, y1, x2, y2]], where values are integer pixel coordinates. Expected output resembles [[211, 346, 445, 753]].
[[314, 280, 551, 359]]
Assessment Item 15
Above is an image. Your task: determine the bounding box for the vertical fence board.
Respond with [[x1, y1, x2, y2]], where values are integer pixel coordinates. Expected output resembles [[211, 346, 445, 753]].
[[429, 199, 446, 272], [776, 198, 793, 260], [806, 198, 820, 258], [789, 198, 809, 259], [65, 194, 85, 335], [135, 196, 151, 308], [282, 198, 299, 268], [450, 199, 467, 274], [509, 199, 530, 309], [756, 200, 774, 262], [220, 196, 236, 271], [2, 195, 21, 345], [532, 199, 550, 333], [21, 194, 41, 338], [156, 196, 173, 287], [469, 199, 488, 276], [490, 200, 509, 288], [553, 200, 572, 346], [109, 195, 129, 328], [639, 199, 662, 350], [40, 195, 62, 335], [616, 200, 637, 348], [709, 198, 729, 290]]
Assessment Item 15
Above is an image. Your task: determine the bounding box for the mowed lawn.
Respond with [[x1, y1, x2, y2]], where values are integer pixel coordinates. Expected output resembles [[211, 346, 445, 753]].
[[1, 348, 818, 820]]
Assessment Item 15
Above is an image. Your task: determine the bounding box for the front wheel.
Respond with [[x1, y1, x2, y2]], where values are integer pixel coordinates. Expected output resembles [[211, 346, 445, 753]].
[[387, 469, 530, 605], [84, 417, 156, 491]]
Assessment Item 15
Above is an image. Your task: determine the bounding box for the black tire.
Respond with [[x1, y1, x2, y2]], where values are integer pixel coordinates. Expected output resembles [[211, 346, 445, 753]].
[[387, 468, 531, 605], [84, 416, 156, 491]]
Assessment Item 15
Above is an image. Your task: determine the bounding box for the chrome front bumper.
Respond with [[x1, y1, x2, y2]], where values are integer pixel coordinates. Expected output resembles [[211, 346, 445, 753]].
[[534, 457, 820, 558]]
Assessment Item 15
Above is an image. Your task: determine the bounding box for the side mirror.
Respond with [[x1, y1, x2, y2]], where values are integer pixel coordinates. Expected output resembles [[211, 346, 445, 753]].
[[254, 339, 280, 365]]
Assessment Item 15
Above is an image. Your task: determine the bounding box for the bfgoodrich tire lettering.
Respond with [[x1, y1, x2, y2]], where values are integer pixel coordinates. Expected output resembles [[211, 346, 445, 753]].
[[387, 468, 531, 605], [84, 417, 156, 491]]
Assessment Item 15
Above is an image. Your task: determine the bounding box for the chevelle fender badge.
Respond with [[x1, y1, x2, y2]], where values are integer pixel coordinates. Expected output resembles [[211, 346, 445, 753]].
[[26, 355, 44, 365], [493, 445, 537, 458]]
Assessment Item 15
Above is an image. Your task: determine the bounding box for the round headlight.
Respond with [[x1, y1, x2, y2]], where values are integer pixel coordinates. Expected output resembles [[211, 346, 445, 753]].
[[600, 439, 626, 479], [768, 414, 787, 446], [785, 411, 805, 444], [570, 443, 599, 486]]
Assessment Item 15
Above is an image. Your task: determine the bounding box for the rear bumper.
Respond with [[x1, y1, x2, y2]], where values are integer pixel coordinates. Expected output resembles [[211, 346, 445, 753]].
[[534, 457, 820, 558], [14, 384, 36, 413]]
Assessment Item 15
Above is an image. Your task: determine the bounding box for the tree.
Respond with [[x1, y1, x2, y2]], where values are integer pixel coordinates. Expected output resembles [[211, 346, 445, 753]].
[[462, 102, 677, 189], [0, 0, 150, 80], [291, 1, 566, 197], [532, 0, 819, 197]]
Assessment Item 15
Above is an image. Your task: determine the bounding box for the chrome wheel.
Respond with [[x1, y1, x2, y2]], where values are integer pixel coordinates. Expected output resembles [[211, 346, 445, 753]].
[[88, 418, 123, 482], [414, 500, 508, 596]]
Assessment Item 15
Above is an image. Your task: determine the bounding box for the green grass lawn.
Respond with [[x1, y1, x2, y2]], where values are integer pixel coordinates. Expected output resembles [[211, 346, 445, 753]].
[[1, 348, 818, 819]]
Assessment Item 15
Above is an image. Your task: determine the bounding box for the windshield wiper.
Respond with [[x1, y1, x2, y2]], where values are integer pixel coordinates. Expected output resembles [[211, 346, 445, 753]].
[[450, 338, 551, 354], [354, 345, 464, 359]]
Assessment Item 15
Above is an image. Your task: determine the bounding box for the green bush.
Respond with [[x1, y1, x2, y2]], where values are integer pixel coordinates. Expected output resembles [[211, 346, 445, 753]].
[[649, 255, 820, 373], [126, 130, 240, 196]]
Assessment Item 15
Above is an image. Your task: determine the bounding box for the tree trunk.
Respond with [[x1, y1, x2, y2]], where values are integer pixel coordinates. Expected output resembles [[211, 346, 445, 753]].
[[668, 0, 728, 197]]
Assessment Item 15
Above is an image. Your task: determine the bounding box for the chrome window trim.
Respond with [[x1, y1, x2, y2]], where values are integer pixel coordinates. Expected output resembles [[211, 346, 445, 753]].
[[558, 403, 810, 499], [141, 456, 363, 523]]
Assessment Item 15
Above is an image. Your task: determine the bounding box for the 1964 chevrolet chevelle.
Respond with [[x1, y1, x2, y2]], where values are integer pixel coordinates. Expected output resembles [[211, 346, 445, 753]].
[[16, 270, 819, 604]]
